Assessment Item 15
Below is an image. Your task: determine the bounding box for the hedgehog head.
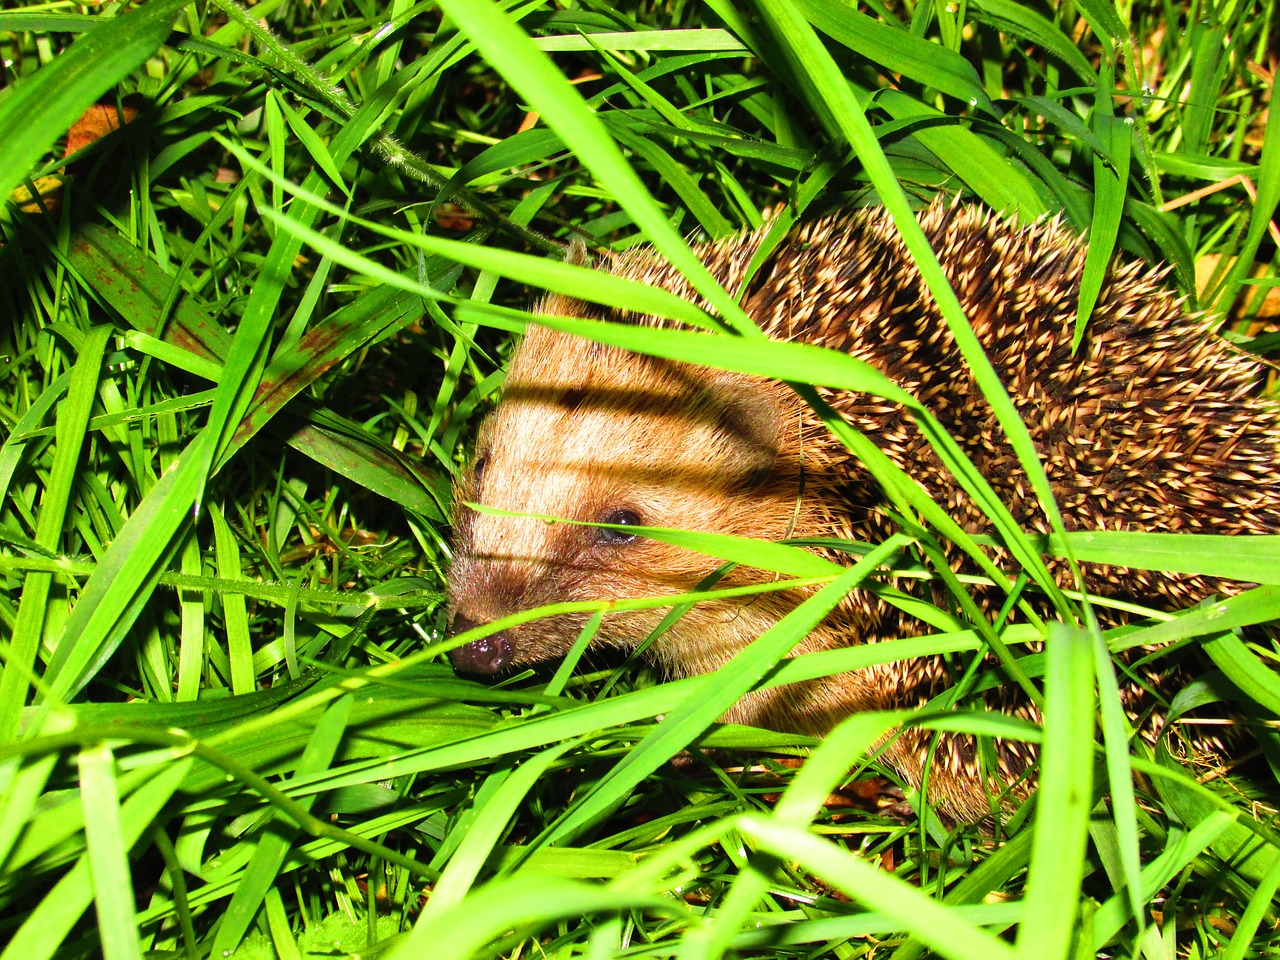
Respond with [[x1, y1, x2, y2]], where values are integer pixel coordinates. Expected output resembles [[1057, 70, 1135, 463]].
[[447, 307, 809, 675]]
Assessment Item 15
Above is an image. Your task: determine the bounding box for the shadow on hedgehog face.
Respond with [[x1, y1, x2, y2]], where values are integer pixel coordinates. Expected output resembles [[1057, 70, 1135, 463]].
[[447, 323, 817, 676]]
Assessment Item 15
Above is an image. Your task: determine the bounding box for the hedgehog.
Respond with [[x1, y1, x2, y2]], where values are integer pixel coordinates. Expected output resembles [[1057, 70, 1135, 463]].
[[445, 201, 1280, 821]]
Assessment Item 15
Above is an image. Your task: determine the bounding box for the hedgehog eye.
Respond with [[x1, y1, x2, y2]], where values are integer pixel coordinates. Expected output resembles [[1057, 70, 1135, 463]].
[[472, 455, 487, 487], [596, 508, 641, 545]]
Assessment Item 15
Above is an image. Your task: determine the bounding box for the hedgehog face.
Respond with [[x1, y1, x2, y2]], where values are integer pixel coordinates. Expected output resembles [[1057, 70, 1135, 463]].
[[446, 323, 802, 674]]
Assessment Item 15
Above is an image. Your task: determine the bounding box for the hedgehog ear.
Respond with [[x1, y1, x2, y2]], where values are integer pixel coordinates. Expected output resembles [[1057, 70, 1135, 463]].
[[530, 239, 594, 320], [703, 370, 787, 485], [565, 237, 590, 267], [535, 291, 589, 319]]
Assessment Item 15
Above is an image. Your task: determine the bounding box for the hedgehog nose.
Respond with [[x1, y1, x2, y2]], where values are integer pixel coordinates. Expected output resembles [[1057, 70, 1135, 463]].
[[448, 614, 513, 674]]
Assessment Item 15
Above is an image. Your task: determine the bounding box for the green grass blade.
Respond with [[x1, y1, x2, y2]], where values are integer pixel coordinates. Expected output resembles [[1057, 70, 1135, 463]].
[[433, 0, 760, 337], [690, 709, 909, 959], [79, 743, 143, 960], [1048, 531, 1280, 584], [1215, 68, 1280, 315], [1075, 105, 1131, 348], [1090, 810, 1238, 949], [545, 538, 908, 845], [1182, 19, 1227, 157], [209, 696, 353, 956], [1014, 623, 1095, 960], [752, 0, 1073, 613], [2, 755, 191, 960], [1091, 631, 1143, 933], [67, 223, 232, 364], [210, 505, 254, 695], [0, 327, 110, 737], [1219, 846, 1280, 960], [1201, 633, 1280, 714], [393, 876, 680, 960], [969, 0, 1096, 81], [1071, 0, 1125, 59], [792, 0, 994, 111], [738, 815, 1021, 960], [879, 90, 1048, 218], [412, 740, 577, 932]]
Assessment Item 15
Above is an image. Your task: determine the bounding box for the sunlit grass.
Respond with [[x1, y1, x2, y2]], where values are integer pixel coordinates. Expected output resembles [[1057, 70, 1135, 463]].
[[0, 0, 1277, 958]]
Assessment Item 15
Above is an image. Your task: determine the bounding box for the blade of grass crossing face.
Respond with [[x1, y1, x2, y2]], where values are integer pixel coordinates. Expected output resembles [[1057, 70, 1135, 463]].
[[520, 307, 1058, 609], [469, 501, 845, 577], [0, 326, 110, 738], [544, 539, 908, 845], [1015, 623, 1095, 960]]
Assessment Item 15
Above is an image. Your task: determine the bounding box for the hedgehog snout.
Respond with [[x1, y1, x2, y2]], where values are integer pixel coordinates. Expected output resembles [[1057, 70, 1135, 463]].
[[448, 613, 514, 674]]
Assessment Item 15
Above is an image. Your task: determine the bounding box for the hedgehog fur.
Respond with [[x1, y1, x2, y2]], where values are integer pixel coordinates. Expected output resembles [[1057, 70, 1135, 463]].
[[446, 201, 1280, 821]]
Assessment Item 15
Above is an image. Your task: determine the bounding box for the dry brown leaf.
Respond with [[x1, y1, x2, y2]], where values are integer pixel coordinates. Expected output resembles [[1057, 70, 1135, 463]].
[[64, 101, 140, 157]]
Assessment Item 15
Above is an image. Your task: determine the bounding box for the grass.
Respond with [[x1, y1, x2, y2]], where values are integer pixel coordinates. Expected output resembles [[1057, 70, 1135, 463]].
[[0, 0, 1278, 958]]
